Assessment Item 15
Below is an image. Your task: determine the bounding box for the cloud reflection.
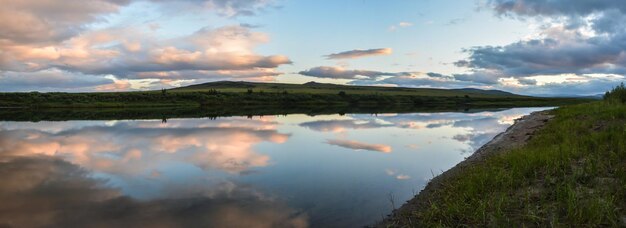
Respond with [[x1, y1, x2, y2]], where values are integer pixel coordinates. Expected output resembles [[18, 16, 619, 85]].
[[0, 118, 290, 175], [299, 119, 389, 133], [0, 156, 308, 228], [326, 139, 392, 153]]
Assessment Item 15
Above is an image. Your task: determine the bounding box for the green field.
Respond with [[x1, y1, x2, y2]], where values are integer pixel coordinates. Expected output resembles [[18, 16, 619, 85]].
[[388, 85, 626, 226], [0, 81, 589, 108]]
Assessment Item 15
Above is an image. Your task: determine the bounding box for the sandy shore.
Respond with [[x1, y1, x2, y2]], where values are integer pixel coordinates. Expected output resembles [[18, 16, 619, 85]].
[[375, 110, 555, 227]]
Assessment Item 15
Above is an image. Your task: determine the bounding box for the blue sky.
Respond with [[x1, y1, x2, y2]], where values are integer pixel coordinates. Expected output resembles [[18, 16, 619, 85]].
[[0, 0, 624, 96]]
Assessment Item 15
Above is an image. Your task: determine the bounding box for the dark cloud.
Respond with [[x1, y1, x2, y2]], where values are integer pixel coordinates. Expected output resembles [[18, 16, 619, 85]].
[[449, 0, 626, 89], [426, 72, 450, 78], [453, 71, 502, 85], [456, 36, 626, 77], [490, 0, 626, 17], [518, 78, 537, 85], [325, 48, 392, 60]]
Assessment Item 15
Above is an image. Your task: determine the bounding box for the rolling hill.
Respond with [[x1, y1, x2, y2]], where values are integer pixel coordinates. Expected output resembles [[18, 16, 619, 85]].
[[173, 81, 524, 98]]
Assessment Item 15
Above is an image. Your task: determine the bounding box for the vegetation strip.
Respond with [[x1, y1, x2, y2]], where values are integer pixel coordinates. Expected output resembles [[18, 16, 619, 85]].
[[0, 81, 588, 108], [378, 85, 626, 227]]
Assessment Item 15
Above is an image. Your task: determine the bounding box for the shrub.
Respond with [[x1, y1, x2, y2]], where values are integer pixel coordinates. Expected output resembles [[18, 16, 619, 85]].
[[604, 82, 626, 103]]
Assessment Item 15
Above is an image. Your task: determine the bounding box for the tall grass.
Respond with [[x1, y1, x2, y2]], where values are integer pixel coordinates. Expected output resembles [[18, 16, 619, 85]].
[[394, 101, 626, 227]]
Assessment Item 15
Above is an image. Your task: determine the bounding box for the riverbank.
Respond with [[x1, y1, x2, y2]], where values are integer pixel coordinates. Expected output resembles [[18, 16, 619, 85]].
[[378, 101, 626, 227]]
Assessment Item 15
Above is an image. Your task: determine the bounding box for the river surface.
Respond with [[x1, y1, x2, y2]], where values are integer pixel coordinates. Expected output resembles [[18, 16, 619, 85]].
[[0, 107, 549, 227]]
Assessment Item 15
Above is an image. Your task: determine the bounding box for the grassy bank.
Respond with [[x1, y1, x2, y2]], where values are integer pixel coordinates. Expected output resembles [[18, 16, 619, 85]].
[[0, 81, 588, 108], [389, 89, 626, 226]]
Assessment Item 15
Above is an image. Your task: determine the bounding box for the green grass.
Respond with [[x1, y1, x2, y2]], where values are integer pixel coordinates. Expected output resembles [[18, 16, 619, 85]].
[[0, 81, 589, 108], [394, 101, 626, 227]]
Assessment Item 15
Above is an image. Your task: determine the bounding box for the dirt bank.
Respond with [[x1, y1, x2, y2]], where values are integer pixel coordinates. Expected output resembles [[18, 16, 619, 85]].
[[376, 110, 555, 227]]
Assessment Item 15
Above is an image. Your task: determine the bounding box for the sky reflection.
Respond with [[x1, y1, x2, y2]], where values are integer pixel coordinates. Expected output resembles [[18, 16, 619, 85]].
[[0, 107, 549, 227]]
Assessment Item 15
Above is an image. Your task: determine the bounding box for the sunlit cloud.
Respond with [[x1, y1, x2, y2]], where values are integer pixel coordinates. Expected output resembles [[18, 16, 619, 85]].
[[0, 0, 289, 91]]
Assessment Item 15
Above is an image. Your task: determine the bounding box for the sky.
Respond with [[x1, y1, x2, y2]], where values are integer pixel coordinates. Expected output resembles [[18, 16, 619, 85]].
[[1, 0, 625, 96]]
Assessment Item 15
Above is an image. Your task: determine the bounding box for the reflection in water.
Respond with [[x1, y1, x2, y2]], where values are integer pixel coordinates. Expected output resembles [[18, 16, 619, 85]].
[[0, 120, 289, 175], [0, 107, 549, 227], [326, 139, 392, 153], [0, 156, 307, 228]]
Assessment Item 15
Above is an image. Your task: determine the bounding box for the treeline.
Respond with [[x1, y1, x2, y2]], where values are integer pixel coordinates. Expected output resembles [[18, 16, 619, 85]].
[[0, 90, 588, 108], [604, 82, 626, 103]]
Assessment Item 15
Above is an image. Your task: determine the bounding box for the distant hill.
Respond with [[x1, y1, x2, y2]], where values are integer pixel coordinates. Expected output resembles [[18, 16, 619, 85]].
[[451, 88, 517, 96], [174, 81, 526, 98]]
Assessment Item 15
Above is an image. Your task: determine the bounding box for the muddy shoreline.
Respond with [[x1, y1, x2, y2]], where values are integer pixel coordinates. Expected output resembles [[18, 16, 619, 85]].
[[375, 110, 555, 227]]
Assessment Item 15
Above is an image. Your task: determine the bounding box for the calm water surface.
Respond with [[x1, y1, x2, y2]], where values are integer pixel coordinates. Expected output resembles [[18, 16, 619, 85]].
[[0, 107, 549, 227]]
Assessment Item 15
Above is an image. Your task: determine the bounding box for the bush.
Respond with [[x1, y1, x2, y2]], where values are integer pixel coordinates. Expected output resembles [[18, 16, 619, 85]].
[[604, 82, 626, 103]]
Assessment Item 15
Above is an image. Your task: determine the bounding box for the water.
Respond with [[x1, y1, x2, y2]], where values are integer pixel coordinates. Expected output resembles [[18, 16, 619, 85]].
[[0, 107, 549, 227]]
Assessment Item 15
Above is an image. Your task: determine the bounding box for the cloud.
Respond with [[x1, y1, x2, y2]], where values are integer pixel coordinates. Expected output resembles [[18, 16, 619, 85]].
[[326, 139, 392, 153], [0, 0, 276, 45], [0, 0, 130, 45], [489, 0, 626, 17], [0, 69, 114, 92], [455, 35, 626, 78], [446, 0, 626, 92], [299, 66, 405, 80], [0, 25, 291, 89], [426, 72, 451, 78], [0, 0, 287, 91], [453, 71, 502, 85], [95, 78, 132, 91], [506, 75, 625, 96], [517, 77, 537, 85], [161, 0, 277, 17], [350, 72, 486, 88], [324, 48, 392, 60], [388, 22, 413, 31]]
